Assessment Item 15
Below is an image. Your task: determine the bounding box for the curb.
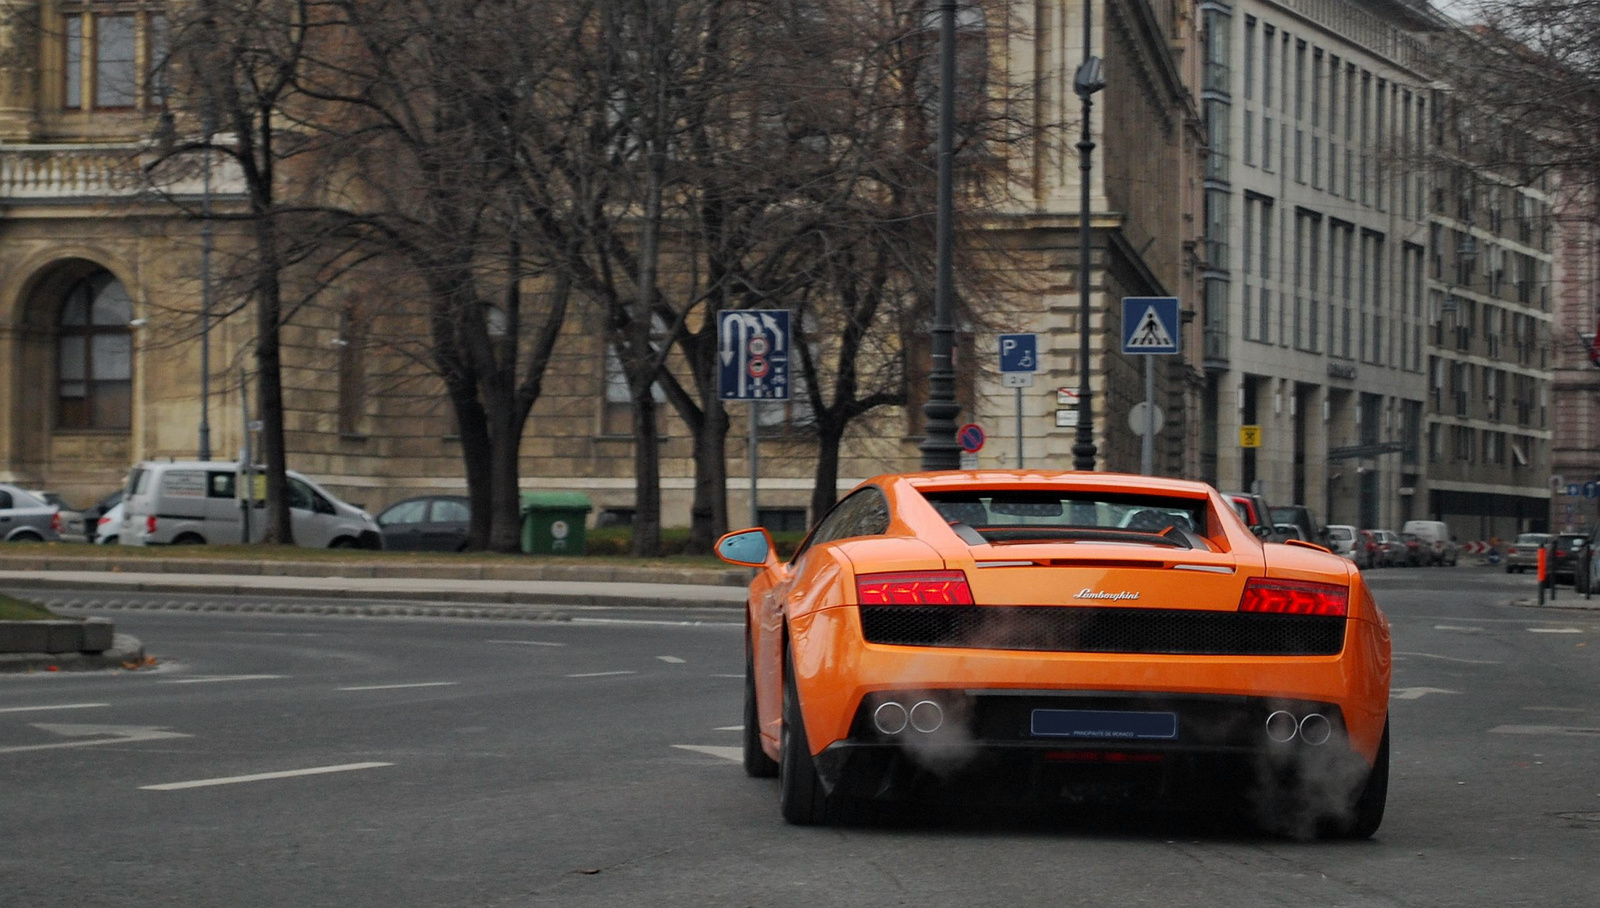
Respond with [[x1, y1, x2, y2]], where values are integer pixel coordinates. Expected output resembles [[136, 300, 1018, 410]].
[[0, 575, 746, 612], [0, 633, 145, 673]]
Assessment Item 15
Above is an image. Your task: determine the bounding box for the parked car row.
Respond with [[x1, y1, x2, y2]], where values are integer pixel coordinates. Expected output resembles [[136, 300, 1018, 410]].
[[1326, 520, 1459, 569], [1, 464, 488, 553]]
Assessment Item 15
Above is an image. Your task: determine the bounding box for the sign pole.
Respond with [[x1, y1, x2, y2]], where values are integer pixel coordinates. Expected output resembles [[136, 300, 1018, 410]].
[[1142, 355, 1154, 475], [1015, 387, 1024, 468], [749, 402, 759, 529]]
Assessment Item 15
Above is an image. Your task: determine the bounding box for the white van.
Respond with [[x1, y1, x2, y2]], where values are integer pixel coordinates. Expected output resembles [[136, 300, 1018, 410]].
[[1400, 519, 1458, 566], [120, 461, 382, 549]]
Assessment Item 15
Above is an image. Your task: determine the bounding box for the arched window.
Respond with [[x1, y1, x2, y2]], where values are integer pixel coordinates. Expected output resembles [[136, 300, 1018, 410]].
[[57, 271, 133, 429]]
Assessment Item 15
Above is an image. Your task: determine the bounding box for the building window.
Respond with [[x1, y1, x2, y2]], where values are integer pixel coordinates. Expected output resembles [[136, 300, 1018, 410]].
[[60, 6, 164, 111], [57, 271, 133, 430]]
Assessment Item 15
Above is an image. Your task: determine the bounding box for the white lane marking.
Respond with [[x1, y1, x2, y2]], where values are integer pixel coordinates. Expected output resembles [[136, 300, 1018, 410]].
[[710, 674, 741, 679], [141, 762, 393, 791], [1434, 625, 1482, 633], [1529, 628, 1582, 634], [1394, 652, 1502, 665], [1489, 725, 1600, 738], [0, 703, 109, 714], [566, 671, 636, 678], [1393, 687, 1459, 700], [1523, 706, 1587, 713], [222, 631, 322, 637], [714, 725, 743, 731], [672, 745, 743, 763], [0, 724, 189, 755], [568, 618, 742, 628], [160, 675, 285, 685], [487, 639, 567, 647], [337, 682, 459, 692], [657, 656, 686, 664]]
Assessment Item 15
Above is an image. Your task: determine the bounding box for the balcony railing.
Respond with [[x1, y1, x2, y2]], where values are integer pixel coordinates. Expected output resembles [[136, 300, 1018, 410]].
[[0, 142, 242, 201]]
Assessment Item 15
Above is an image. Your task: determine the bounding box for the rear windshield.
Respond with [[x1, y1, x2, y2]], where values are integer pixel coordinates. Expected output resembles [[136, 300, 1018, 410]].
[[1515, 533, 1550, 545], [1328, 527, 1353, 540], [920, 490, 1211, 550]]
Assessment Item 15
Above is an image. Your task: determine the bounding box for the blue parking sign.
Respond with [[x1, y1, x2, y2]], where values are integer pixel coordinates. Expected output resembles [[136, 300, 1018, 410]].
[[999, 334, 1038, 373]]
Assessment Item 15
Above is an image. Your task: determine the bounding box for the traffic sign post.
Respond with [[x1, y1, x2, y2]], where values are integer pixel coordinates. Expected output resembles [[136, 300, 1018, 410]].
[[719, 310, 791, 527], [998, 334, 1038, 468], [1121, 298, 1180, 476]]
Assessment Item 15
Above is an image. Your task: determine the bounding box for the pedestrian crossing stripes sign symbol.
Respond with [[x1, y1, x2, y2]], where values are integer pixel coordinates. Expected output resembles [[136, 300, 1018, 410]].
[[1120, 297, 1180, 355]]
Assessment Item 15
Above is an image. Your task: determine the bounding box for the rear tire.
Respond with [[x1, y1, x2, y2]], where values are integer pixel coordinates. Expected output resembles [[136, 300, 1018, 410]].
[[1338, 720, 1390, 840], [7, 531, 43, 543], [171, 533, 205, 545], [743, 632, 778, 779], [779, 647, 841, 825], [329, 537, 356, 549]]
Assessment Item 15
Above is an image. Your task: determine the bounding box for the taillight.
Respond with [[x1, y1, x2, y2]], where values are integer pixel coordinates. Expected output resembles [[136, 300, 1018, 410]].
[[98, 516, 112, 528], [146, 515, 157, 535], [51, 512, 62, 532], [1238, 577, 1348, 617], [856, 571, 973, 605]]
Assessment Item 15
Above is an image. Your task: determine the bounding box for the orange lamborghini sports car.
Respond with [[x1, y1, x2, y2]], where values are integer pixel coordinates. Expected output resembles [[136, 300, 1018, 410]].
[[716, 471, 1391, 837]]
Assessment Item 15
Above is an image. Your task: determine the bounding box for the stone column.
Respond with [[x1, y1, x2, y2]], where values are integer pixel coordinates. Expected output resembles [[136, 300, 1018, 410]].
[[0, 1, 39, 141]]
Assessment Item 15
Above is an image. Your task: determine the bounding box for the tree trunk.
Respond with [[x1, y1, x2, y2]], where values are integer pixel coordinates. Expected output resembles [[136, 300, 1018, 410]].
[[684, 350, 728, 551], [486, 379, 524, 553], [445, 378, 493, 550], [812, 418, 845, 524], [252, 168, 293, 546]]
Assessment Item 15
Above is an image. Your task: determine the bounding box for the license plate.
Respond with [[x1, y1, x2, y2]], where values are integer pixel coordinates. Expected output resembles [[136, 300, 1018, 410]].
[[1031, 709, 1178, 740]]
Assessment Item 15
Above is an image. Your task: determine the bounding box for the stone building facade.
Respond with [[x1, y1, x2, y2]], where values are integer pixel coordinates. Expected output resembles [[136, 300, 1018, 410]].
[[2, 1, 1203, 529]]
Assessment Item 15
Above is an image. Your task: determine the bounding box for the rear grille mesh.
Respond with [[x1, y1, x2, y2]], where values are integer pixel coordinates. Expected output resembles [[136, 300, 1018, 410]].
[[858, 606, 1345, 656]]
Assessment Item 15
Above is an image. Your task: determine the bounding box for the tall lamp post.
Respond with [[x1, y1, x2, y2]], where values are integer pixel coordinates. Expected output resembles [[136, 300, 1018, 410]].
[[1072, 8, 1105, 472], [197, 104, 216, 461], [920, 0, 963, 470]]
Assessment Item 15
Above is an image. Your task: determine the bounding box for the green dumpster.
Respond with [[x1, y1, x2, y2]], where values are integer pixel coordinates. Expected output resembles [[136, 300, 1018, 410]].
[[520, 492, 592, 555]]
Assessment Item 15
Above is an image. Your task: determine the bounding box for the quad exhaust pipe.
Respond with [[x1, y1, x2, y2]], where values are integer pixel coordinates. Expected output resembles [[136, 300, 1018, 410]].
[[872, 698, 945, 735], [1265, 710, 1332, 745]]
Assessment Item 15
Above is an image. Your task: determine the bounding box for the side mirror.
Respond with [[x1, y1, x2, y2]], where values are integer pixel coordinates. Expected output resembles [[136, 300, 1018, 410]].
[[715, 528, 775, 567]]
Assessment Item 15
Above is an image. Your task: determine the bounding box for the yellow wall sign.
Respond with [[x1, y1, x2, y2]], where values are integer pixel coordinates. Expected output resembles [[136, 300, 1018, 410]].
[[1239, 425, 1262, 448]]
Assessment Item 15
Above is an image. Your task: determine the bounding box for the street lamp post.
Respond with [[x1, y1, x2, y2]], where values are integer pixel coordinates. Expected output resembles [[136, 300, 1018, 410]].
[[920, 0, 962, 470], [1072, 9, 1105, 472], [197, 106, 216, 461]]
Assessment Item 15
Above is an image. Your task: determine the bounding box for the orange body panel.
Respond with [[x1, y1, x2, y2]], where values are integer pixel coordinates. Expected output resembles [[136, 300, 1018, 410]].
[[735, 471, 1392, 779]]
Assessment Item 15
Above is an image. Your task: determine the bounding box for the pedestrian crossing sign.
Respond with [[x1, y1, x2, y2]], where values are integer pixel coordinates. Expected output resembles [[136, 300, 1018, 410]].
[[1121, 297, 1180, 355]]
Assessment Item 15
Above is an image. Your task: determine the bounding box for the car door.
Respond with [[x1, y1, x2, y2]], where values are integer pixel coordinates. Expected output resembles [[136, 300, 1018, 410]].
[[755, 488, 890, 747], [287, 477, 338, 548], [0, 487, 14, 537], [422, 498, 470, 551], [378, 499, 429, 551]]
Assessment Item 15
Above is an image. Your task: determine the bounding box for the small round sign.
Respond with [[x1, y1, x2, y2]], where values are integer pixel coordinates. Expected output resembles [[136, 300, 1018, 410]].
[[957, 423, 985, 453], [748, 357, 769, 378], [747, 335, 769, 356]]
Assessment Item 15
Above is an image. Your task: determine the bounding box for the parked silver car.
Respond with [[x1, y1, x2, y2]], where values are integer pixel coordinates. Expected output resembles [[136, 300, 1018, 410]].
[[28, 490, 88, 543], [0, 484, 64, 542], [1504, 533, 1552, 574]]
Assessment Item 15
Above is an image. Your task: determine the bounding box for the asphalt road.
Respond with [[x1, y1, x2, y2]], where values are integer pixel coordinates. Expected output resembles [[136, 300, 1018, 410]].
[[1, 566, 1595, 907]]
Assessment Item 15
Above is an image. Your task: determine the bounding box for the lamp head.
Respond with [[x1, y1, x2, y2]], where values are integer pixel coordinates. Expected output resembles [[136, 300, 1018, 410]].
[[1074, 56, 1106, 98]]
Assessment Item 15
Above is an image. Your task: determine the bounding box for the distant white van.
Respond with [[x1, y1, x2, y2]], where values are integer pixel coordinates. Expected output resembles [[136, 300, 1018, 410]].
[[1400, 519, 1457, 566], [120, 461, 381, 549]]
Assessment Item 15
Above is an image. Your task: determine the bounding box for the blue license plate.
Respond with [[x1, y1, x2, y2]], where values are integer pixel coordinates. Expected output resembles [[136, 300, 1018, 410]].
[[1030, 709, 1179, 740]]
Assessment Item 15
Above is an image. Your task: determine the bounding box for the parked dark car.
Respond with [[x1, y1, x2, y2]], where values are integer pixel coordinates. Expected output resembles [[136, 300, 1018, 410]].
[[376, 495, 471, 552], [1552, 533, 1588, 585], [1270, 505, 1327, 547], [83, 489, 123, 544]]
